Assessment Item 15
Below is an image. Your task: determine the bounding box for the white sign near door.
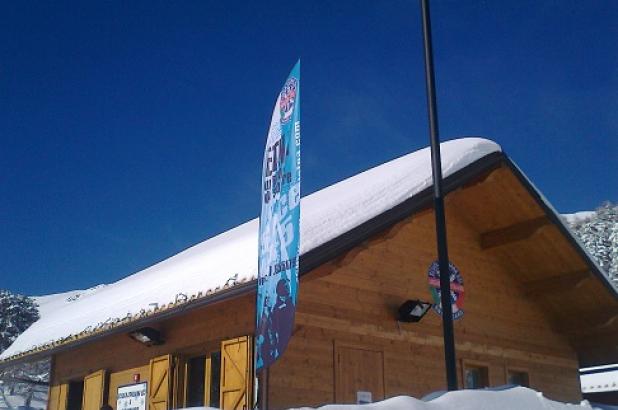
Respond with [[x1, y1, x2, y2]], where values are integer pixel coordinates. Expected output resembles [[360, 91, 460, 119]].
[[356, 391, 372, 404], [117, 382, 147, 410]]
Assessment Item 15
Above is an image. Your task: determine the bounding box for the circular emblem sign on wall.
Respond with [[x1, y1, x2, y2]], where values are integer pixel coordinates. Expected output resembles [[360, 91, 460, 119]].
[[427, 260, 465, 320]]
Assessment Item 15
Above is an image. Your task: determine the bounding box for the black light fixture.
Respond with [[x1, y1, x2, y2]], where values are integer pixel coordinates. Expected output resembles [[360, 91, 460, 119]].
[[397, 300, 432, 323], [128, 327, 164, 346]]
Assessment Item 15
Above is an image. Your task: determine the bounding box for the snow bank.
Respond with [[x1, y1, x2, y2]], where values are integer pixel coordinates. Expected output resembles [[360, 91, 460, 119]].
[[1, 138, 500, 361], [182, 387, 602, 410], [292, 387, 600, 410]]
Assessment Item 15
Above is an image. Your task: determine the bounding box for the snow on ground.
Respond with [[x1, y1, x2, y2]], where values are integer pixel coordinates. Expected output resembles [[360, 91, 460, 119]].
[[2, 138, 500, 360], [183, 387, 609, 410], [292, 387, 605, 410], [295, 387, 597, 409]]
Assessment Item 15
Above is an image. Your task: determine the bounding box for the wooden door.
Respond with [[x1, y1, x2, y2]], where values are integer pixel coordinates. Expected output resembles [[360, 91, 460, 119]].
[[335, 345, 385, 404], [148, 355, 172, 410], [220, 336, 253, 410], [82, 370, 106, 410], [48, 383, 68, 410]]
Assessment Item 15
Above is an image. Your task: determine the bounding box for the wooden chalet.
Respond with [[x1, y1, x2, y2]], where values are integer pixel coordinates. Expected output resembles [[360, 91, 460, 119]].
[[1, 138, 617, 410]]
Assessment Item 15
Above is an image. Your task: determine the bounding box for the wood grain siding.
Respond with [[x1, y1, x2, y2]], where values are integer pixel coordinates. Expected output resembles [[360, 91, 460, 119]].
[[268, 206, 581, 408], [48, 163, 595, 409], [52, 294, 256, 384]]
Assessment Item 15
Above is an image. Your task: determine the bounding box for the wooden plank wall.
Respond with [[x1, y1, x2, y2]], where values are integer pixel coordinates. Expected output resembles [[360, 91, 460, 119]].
[[51, 294, 256, 408], [50, 193, 582, 409], [268, 207, 581, 408]]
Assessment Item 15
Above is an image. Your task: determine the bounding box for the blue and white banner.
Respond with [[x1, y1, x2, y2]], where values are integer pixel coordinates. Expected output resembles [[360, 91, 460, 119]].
[[256, 61, 300, 371]]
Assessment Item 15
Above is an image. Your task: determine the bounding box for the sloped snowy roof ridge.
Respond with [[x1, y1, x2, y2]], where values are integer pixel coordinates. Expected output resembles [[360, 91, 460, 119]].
[[0, 137, 501, 362]]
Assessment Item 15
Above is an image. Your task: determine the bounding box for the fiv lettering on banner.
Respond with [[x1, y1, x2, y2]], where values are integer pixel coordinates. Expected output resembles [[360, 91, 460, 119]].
[[256, 60, 301, 371]]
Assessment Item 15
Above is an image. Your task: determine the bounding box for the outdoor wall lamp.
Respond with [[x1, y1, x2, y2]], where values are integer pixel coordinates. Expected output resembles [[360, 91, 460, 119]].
[[397, 300, 432, 323], [128, 327, 164, 346]]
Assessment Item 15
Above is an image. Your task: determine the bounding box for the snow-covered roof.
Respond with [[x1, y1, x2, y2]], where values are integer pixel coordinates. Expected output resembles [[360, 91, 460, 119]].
[[33, 286, 107, 318], [1, 138, 500, 362], [581, 365, 618, 394]]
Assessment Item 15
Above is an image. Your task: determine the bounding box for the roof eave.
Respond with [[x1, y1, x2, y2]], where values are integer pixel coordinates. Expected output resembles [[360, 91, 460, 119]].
[[3, 148, 613, 369], [503, 158, 617, 297], [0, 149, 506, 369]]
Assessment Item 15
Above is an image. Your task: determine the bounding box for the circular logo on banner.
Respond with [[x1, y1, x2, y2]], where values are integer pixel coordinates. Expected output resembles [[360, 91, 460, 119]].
[[279, 77, 297, 124], [428, 260, 465, 320]]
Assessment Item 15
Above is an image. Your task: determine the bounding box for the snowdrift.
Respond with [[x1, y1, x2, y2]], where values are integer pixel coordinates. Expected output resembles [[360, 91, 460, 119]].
[[297, 387, 599, 409], [182, 387, 608, 410]]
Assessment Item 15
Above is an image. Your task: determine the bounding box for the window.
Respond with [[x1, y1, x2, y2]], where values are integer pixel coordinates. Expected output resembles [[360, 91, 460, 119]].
[[463, 362, 489, 389], [186, 356, 206, 407], [208, 351, 221, 408], [184, 351, 221, 408], [66, 380, 83, 410], [182, 336, 252, 410], [507, 369, 529, 387]]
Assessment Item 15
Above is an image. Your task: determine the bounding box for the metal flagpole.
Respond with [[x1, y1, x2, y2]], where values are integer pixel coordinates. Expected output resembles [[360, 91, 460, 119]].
[[419, 0, 458, 390]]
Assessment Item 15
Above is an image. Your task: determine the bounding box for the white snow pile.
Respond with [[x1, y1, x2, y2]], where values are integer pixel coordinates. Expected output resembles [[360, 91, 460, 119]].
[[184, 387, 607, 410], [0, 137, 500, 361], [297, 387, 600, 409]]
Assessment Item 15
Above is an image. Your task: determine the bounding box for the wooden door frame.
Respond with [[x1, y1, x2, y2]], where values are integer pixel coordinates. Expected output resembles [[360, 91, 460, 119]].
[[333, 340, 386, 404]]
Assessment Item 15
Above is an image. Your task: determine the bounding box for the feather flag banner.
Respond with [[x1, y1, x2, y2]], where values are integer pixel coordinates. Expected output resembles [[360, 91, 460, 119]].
[[256, 60, 300, 371]]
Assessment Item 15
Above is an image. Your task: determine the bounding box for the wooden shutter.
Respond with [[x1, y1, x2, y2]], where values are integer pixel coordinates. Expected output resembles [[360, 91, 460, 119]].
[[148, 355, 172, 410], [220, 336, 253, 410], [82, 370, 106, 410], [204, 356, 212, 406], [47, 383, 68, 410]]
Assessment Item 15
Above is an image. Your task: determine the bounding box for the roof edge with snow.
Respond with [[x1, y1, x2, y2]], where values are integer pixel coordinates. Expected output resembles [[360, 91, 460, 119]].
[[1, 139, 615, 367]]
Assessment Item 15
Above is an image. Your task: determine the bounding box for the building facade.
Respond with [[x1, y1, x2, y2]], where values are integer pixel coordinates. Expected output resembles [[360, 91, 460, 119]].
[[3, 139, 617, 410]]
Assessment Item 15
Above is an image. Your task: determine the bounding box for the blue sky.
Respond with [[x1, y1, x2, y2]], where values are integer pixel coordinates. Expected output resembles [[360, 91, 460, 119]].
[[1, 1, 616, 296]]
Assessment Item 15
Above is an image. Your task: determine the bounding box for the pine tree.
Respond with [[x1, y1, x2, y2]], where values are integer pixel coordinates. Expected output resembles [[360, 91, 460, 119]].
[[0, 290, 40, 353], [567, 202, 618, 286], [0, 290, 46, 410]]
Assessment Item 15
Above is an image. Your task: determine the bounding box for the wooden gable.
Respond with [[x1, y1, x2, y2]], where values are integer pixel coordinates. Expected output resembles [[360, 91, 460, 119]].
[[446, 163, 618, 367]]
